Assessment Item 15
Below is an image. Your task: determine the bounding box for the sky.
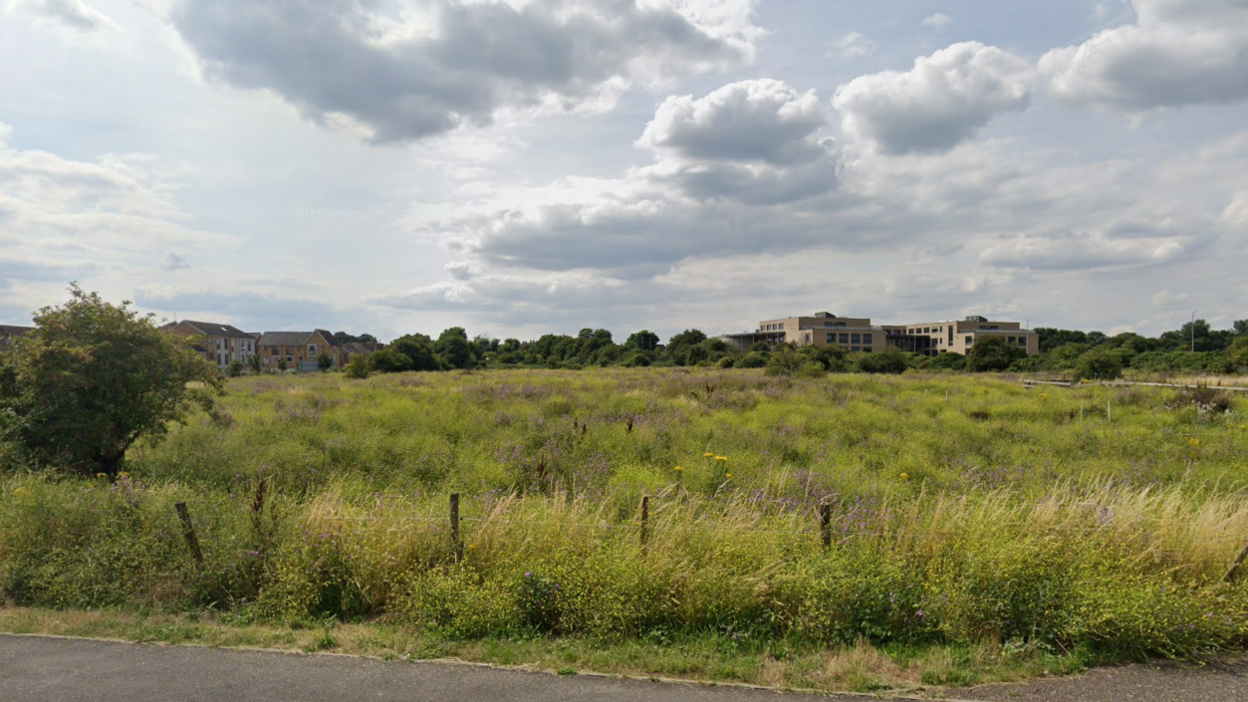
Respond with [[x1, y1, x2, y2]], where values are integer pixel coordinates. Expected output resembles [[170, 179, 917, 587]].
[[1, 0, 1246, 343]]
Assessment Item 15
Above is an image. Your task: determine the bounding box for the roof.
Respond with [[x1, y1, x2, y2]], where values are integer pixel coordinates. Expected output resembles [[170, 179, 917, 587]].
[[0, 325, 34, 338], [314, 329, 341, 347], [162, 320, 254, 338], [0, 324, 34, 352], [257, 331, 314, 347], [341, 341, 381, 355]]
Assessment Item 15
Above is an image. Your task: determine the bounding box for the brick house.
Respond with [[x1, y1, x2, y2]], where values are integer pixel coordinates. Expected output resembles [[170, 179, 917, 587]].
[[257, 329, 342, 371], [160, 320, 257, 370]]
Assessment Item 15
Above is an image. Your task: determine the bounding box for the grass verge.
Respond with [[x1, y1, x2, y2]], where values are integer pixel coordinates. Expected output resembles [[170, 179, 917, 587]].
[[0, 605, 1090, 695]]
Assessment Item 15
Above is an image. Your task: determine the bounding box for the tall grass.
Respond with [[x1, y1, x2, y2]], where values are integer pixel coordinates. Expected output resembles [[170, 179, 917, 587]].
[[2, 369, 1247, 660]]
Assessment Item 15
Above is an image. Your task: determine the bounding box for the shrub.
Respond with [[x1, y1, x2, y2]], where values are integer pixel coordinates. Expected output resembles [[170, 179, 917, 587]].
[[344, 354, 371, 379], [738, 352, 767, 368], [1073, 350, 1123, 381], [856, 349, 908, 374]]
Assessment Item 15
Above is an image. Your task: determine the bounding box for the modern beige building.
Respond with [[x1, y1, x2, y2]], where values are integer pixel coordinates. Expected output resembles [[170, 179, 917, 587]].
[[724, 312, 1039, 357]]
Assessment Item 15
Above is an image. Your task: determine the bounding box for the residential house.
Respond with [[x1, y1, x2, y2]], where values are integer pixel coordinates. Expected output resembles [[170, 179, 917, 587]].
[[723, 312, 1039, 357], [340, 341, 383, 366], [256, 329, 342, 371], [160, 320, 257, 370], [0, 324, 34, 353]]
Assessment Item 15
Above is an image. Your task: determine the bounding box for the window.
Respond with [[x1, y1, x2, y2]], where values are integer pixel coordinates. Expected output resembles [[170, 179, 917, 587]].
[[851, 346, 860, 352], [851, 333, 861, 343], [826, 333, 836, 344], [965, 336, 973, 345], [309, 344, 318, 356], [263, 357, 269, 366], [839, 333, 849, 344], [863, 347, 873, 353]]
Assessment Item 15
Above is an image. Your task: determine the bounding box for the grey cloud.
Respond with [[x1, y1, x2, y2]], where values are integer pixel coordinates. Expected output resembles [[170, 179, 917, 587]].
[[977, 224, 1198, 271], [833, 42, 1032, 154], [15, 0, 112, 32], [171, 0, 758, 142], [161, 251, 189, 271], [1040, 0, 1248, 112], [0, 259, 100, 284]]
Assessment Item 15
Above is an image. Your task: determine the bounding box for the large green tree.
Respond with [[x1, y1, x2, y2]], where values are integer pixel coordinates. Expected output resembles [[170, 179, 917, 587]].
[[0, 286, 223, 476]]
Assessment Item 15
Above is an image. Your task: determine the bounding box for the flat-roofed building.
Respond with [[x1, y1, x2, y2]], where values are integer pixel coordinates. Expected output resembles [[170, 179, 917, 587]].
[[722, 312, 1038, 357]]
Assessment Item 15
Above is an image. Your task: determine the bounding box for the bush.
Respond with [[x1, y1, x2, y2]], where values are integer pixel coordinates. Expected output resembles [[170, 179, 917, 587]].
[[737, 352, 767, 368], [922, 352, 966, 372], [856, 348, 908, 374], [1073, 350, 1123, 381], [344, 354, 371, 379], [967, 337, 1027, 372]]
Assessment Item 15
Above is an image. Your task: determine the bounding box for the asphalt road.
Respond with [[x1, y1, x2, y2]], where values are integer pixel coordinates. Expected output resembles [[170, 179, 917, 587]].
[[0, 634, 864, 702], [3, 634, 1246, 702]]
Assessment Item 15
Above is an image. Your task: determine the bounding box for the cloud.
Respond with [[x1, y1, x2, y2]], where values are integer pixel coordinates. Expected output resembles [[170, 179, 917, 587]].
[[132, 288, 360, 332], [10, 0, 115, 32], [444, 260, 484, 281], [832, 42, 1033, 154], [830, 31, 874, 58], [1151, 289, 1189, 306], [161, 251, 189, 271], [1040, 0, 1248, 113], [977, 221, 1197, 271], [0, 123, 236, 296], [170, 0, 761, 142], [922, 12, 952, 29], [638, 79, 826, 165]]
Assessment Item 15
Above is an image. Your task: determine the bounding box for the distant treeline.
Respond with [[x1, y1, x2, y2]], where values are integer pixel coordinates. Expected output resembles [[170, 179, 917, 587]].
[[344, 319, 1248, 378]]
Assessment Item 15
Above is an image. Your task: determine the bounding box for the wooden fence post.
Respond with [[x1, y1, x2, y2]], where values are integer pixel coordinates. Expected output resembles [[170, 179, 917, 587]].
[[820, 503, 832, 550], [174, 502, 204, 567], [640, 495, 650, 551], [450, 493, 462, 563]]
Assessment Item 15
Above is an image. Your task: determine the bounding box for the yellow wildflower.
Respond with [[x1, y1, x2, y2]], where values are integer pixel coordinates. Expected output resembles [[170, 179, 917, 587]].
[[900, 472, 910, 480], [715, 456, 728, 462], [96, 473, 108, 479], [704, 452, 715, 458], [673, 466, 683, 471], [118, 471, 130, 479], [468, 543, 477, 550], [725, 473, 733, 479]]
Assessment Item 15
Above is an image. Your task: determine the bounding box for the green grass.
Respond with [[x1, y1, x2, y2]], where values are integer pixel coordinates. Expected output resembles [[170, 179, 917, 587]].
[[2, 369, 1247, 691]]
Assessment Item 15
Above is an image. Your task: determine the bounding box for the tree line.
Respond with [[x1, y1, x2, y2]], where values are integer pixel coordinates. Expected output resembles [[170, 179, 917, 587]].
[[347, 317, 1248, 379]]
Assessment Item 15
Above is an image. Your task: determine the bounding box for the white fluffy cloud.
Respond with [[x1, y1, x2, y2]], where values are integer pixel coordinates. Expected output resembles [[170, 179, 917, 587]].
[[922, 12, 952, 29], [639, 79, 825, 164], [170, 0, 761, 142], [832, 42, 1033, 154], [0, 123, 233, 294], [1040, 0, 1248, 112]]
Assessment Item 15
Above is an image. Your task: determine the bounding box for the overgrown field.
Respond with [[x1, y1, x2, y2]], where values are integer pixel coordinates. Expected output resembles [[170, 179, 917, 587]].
[[3, 370, 1248, 687]]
